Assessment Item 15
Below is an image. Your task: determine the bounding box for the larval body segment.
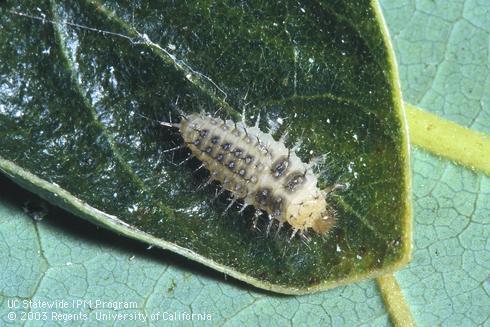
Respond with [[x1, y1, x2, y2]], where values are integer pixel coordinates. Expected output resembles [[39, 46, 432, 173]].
[[180, 113, 334, 235]]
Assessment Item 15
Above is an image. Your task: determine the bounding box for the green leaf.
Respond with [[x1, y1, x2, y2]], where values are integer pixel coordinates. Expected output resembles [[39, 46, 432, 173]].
[[381, 0, 490, 325], [0, 0, 410, 294], [0, 177, 392, 326], [1, 0, 488, 326]]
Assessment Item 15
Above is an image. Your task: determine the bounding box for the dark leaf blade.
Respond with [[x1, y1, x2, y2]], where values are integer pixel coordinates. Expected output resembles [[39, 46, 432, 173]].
[[0, 0, 411, 293]]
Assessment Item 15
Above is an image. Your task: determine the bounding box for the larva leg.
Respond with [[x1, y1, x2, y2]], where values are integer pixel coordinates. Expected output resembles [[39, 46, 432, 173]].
[[252, 210, 261, 229], [213, 187, 226, 200], [274, 222, 284, 238], [322, 182, 350, 196], [162, 144, 185, 153], [279, 128, 289, 143], [289, 229, 299, 242], [197, 171, 217, 190], [135, 112, 180, 129], [241, 107, 247, 124], [177, 154, 195, 166], [265, 215, 274, 236], [193, 163, 205, 173], [300, 238, 311, 249], [238, 202, 250, 215], [222, 195, 238, 215], [254, 112, 261, 128], [300, 231, 311, 243]]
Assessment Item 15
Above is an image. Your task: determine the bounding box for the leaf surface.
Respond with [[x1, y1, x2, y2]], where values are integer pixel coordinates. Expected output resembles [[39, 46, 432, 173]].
[[0, 0, 489, 326], [0, 0, 410, 293]]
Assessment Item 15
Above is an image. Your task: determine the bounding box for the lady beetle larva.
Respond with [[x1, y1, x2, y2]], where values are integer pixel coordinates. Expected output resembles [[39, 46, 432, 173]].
[[158, 112, 336, 239]]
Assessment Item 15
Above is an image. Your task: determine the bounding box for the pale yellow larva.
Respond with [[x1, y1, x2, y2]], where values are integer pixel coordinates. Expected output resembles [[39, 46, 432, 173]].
[[176, 113, 336, 237]]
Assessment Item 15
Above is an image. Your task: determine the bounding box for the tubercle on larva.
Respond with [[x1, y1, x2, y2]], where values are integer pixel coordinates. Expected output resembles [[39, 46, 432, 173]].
[[159, 111, 336, 239]]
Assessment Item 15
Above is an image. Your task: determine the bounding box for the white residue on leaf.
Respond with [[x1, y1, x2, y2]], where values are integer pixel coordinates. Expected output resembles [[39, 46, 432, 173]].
[[109, 66, 118, 88], [128, 204, 139, 213], [13, 109, 24, 118], [347, 161, 355, 173]]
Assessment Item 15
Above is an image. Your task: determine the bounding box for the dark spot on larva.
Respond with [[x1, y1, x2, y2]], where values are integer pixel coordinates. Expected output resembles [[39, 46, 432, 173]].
[[216, 153, 225, 162], [285, 173, 305, 192], [205, 147, 213, 154], [244, 155, 254, 164], [193, 138, 201, 146], [238, 169, 246, 177], [270, 196, 283, 217], [233, 148, 243, 157], [272, 157, 289, 178], [221, 142, 231, 151], [211, 135, 220, 144], [199, 129, 209, 137], [234, 183, 247, 197], [227, 161, 236, 171], [255, 188, 270, 207]]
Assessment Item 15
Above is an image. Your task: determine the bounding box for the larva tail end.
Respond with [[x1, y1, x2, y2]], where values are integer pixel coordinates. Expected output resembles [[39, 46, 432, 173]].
[[311, 214, 336, 235]]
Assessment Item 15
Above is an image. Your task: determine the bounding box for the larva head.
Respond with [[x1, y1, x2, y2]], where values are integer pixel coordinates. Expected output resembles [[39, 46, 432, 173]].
[[285, 190, 335, 235]]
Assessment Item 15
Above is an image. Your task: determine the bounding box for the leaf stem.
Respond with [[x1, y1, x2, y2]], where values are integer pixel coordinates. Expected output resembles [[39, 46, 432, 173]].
[[406, 103, 490, 175], [377, 274, 415, 327]]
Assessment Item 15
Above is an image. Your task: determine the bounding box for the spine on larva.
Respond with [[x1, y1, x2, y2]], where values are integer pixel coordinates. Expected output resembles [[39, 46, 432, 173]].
[[180, 113, 334, 235]]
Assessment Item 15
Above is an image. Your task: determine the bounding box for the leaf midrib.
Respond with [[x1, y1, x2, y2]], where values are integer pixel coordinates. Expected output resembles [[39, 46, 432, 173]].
[[49, 0, 176, 221], [85, 0, 389, 124]]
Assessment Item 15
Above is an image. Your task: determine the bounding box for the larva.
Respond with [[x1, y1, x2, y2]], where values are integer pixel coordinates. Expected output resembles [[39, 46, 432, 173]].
[[161, 112, 336, 238]]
